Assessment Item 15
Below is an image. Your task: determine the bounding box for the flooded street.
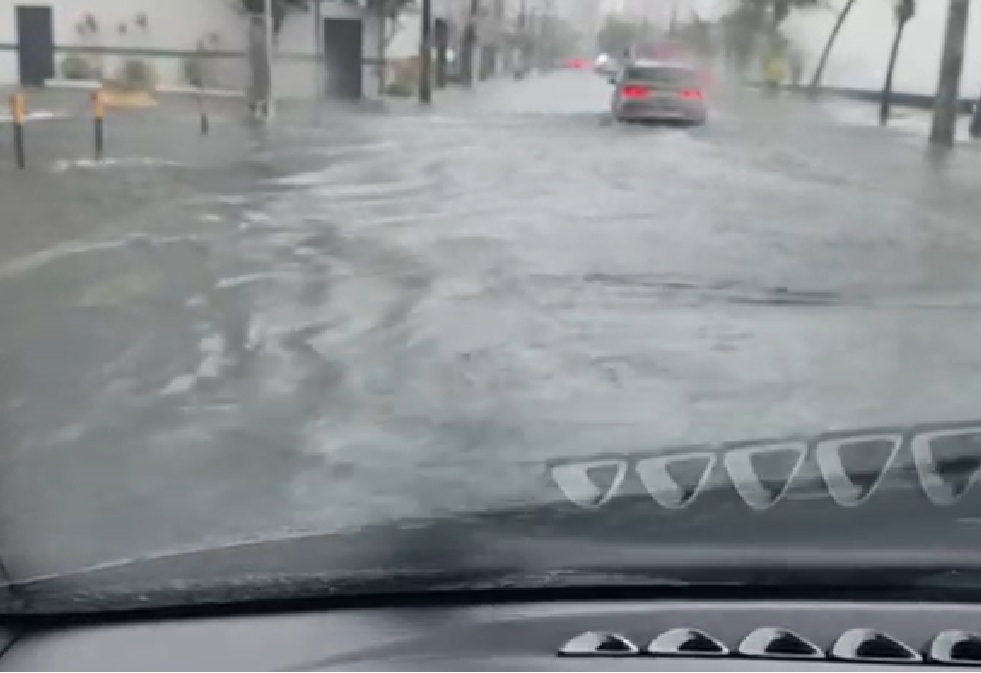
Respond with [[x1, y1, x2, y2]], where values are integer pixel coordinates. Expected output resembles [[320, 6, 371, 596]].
[[5, 71, 981, 577]]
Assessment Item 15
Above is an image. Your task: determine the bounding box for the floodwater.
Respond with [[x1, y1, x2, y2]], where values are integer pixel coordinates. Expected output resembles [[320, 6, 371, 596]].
[[4, 72, 981, 578]]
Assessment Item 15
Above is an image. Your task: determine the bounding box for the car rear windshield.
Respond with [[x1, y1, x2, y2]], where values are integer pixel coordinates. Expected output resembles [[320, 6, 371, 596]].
[[625, 67, 698, 87]]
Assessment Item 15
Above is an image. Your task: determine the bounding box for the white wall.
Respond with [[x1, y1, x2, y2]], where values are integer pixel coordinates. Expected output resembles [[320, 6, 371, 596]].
[[274, 0, 362, 99], [0, 53, 16, 88], [1, 0, 245, 88], [1, 0, 375, 97], [387, 6, 422, 60]]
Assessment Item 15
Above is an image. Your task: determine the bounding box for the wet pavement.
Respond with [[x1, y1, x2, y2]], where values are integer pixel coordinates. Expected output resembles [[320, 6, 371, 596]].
[[5, 71, 981, 579]]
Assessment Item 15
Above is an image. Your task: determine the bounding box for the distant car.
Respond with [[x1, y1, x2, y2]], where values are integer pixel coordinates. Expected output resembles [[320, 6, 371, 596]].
[[594, 53, 618, 76], [609, 60, 707, 126]]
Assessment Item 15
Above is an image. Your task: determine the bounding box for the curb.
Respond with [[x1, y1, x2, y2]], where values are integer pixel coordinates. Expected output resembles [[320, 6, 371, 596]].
[[44, 79, 244, 99]]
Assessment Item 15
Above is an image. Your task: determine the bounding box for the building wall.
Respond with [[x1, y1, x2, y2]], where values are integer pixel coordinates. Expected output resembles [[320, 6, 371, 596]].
[[0, 0, 243, 87], [0, 0, 375, 98]]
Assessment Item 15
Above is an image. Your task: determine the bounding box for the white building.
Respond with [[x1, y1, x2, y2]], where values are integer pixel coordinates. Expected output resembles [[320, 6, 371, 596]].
[[0, 0, 441, 99]]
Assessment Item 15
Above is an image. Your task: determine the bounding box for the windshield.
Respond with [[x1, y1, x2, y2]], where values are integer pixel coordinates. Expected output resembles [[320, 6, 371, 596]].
[[4, 0, 981, 614], [623, 66, 698, 86]]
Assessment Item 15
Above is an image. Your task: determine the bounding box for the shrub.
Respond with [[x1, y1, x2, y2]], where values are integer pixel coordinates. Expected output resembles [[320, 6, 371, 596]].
[[385, 81, 414, 97], [61, 55, 97, 80], [118, 59, 158, 91]]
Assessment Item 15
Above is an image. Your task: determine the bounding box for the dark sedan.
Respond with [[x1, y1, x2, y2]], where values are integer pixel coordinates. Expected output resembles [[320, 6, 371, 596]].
[[610, 60, 707, 125]]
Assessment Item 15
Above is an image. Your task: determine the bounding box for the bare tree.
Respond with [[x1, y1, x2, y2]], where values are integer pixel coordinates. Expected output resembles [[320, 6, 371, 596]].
[[880, 0, 915, 126]]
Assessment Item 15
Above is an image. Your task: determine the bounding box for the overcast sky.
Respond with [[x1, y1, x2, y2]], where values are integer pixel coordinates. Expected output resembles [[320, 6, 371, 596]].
[[758, 0, 981, 95], [672, 0, 980, 96]]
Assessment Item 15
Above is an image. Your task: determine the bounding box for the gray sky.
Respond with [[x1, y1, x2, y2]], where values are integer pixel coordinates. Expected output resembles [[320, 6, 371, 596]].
[[680, 0, 981, 95], [782, 0, 981, 95]]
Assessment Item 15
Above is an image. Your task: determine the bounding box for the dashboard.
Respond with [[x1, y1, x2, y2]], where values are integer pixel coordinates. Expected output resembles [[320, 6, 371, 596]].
[[2, 599, 980, 670]]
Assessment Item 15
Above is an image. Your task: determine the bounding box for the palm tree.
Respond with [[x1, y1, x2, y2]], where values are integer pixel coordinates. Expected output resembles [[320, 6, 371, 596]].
[[931, 0, 971, 146], [722, 0, 817, 77], [239, 0, 309, 34], [880, 0, 915, 125], [809, 0, 858, 91]]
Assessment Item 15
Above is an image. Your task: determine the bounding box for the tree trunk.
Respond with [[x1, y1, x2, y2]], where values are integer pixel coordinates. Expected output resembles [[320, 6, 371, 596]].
[[419, 0, 432, 103], [377, 3, 386, 96], [461, 24, 475, 86], [434, 19, 448, 88], [809, 0, 857, 92], [461, 0, 479, 87], [879, 20, 907, 126], [930, 0, 970, 146], [971, 92, 981, 138], [247, 16, 271, 114]]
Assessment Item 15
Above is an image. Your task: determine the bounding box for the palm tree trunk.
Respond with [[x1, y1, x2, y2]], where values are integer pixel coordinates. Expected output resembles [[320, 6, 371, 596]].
[[879, 20, 907, 125], [930, 0, 970, 146], [971, 91, 981, 138], [809, 0, 857, 92]]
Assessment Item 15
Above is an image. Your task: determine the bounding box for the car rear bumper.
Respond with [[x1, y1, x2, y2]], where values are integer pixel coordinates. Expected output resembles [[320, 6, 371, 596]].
[[615, 101, 706, 123]]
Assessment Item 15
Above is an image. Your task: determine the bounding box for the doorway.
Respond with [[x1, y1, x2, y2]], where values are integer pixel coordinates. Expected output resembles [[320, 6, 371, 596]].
[[16, 5, 55, 87], [322, 18, 363, 100]]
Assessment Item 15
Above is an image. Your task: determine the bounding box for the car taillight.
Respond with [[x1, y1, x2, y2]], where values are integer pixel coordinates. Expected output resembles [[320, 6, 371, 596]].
[[679, 89, 703, 100], [622, 86, 649, 99]]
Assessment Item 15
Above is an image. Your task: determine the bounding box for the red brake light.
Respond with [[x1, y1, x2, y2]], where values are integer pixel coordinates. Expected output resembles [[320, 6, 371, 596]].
[[679, 89, 703, 100], [622, 85, 649, 99]]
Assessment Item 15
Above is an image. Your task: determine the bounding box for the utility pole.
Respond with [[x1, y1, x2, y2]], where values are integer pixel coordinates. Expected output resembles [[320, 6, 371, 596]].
[[378, 1, 387, 96], [461, 0, 479, 87], [516, 0, 528, 75], [542, 0, 554, 71], [314, 0, 324, 100], [419, 0, 432, 103], [930, 0, 970, 146], [264, 0, 276, 119], [492, 0, 504, 77]]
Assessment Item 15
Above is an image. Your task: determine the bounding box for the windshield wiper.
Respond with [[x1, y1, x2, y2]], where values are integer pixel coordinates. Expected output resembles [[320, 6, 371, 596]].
[[8, 561, 981, 621], [0, 567, 701, 618]]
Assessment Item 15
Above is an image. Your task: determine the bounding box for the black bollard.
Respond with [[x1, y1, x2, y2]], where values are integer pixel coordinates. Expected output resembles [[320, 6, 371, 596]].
[[14, 124, 25, 169], [94, 117, 104, 160], [197, 92, 210, 135], [10, 93, 26, 169], [92, 90, 105, 160]]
